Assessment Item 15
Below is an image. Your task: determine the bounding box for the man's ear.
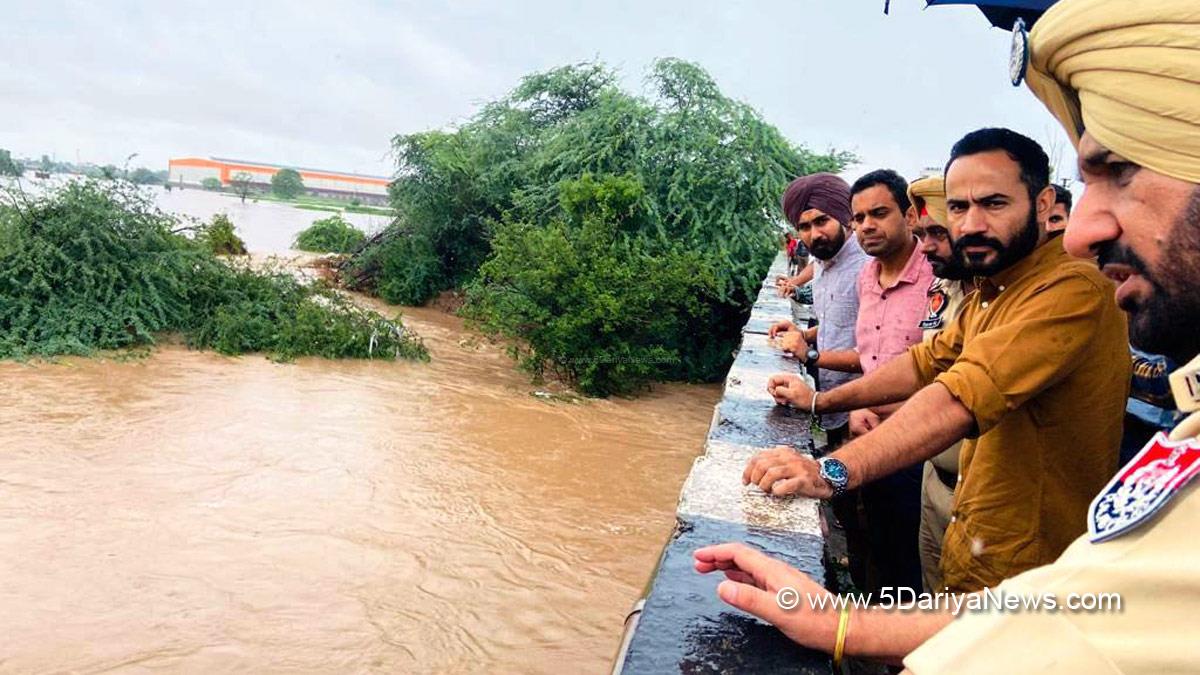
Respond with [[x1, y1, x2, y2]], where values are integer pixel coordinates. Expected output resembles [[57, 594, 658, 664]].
[[904, 205, 919, 227], [1035, 185, 1056, 223]]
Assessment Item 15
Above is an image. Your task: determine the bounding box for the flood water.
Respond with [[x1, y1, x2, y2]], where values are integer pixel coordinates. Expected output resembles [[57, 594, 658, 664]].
[[0, 188, 723, 672], [153, 188, 391, 253]]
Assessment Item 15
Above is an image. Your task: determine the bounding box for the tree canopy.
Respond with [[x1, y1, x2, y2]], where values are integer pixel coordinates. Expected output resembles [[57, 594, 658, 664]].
[[344, 59, 853, 395], [271, 168, 305, 199]]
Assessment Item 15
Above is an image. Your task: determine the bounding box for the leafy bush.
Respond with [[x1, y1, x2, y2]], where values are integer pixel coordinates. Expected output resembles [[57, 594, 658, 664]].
[[198, 213, 248, 255], [201, 177, 222, 191], [0, 181, 427, 362], [466, 174, 720, 395], [294, 214, 367, 253], [345, 59, 853, 394]]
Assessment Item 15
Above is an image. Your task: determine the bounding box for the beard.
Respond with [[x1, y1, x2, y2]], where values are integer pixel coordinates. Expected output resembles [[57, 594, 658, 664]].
[[927, 252, 972, 281], [952, 205, 1040, 277], [808, 226, 847, 261], [1098, 187, 1200, 363]]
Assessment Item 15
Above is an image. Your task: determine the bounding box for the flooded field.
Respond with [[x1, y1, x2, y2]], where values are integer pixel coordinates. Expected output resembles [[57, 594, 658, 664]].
[[153, 187, 391, 253]]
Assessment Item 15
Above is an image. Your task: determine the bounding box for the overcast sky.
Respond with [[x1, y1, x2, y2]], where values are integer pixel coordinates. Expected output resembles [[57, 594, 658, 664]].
[[1, 0, 1074, 181]]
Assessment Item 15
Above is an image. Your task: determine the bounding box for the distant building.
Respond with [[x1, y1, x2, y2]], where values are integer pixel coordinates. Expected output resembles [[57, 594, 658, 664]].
[[167, 157, 391, 204]]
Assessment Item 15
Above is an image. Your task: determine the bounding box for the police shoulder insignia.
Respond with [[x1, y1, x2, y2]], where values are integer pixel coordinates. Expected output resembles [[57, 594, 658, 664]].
[[1088, 432, 1200, 543], [918, 287, 948, 330]]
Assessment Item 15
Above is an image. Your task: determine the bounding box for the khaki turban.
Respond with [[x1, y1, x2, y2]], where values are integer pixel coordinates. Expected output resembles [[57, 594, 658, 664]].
[[907, 175, 947, 226], [1026, 0, 1200, 184]]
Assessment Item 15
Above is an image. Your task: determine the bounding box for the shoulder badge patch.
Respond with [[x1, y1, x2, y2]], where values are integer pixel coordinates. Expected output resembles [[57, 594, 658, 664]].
[[918, 285, 949, 330], [1089, 432, 1200, 543]]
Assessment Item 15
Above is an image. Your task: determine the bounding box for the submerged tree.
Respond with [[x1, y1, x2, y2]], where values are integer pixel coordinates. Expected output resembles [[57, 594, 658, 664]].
[[295, 214, 366, 253], [230, 171, 256, 203]]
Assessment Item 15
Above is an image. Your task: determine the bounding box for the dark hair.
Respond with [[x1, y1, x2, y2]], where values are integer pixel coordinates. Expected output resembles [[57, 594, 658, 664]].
[[945, 128, 1050, 203], [850, 169, 911, 213], [1052, 183, 1073, 212]]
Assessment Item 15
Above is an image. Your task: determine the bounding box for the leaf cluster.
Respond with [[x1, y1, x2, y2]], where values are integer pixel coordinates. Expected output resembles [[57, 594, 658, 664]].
[[294, 214, 366, 253]]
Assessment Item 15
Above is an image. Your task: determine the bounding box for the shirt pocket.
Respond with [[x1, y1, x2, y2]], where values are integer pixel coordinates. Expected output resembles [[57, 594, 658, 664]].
[[944, 504, 1040, 590]]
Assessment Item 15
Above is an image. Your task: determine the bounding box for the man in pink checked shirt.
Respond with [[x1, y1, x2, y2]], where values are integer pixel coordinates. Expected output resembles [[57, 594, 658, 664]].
[[776, 168, 934, 595]]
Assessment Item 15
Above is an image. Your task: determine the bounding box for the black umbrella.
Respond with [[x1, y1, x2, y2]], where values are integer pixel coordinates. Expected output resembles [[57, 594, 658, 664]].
[[923, 0, 1057, 30]]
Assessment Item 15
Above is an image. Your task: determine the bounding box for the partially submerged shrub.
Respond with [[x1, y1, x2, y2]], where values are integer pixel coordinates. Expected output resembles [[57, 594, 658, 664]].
[[294, 214, 366, 253], [198, 213, 248, 255], [0, 181, 427, 361]]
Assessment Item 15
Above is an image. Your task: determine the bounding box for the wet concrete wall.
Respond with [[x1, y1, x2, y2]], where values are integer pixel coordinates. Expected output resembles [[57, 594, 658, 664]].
[[616, 254, 830, 674]]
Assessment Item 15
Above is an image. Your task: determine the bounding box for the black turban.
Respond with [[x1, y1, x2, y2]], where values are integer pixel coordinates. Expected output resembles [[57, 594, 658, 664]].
[[780, 173, 852, 229]]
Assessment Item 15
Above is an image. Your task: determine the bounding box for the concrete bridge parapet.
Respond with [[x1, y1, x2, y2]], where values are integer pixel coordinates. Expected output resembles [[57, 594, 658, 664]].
[[615, 253, 830, 674]]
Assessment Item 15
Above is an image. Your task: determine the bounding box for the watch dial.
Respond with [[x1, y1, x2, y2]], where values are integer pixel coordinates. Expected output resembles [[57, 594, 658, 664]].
[[824, 460, 848, 482]]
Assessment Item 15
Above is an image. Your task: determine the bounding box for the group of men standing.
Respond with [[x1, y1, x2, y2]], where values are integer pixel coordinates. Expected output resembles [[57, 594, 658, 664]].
[[692, 0, 1200, 671], [761, 127, 1129, 598]]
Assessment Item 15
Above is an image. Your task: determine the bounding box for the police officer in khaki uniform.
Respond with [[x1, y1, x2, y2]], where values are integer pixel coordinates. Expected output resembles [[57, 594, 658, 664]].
[[906, 175, 973, 593], [693, 1, 1200, 671]]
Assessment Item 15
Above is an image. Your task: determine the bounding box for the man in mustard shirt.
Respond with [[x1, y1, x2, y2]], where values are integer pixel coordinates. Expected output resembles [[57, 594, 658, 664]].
[[698, 0, 1200, 671]]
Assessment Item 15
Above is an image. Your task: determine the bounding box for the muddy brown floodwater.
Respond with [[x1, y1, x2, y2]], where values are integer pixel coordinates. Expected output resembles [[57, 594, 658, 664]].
[[0, 304, 720, 673]]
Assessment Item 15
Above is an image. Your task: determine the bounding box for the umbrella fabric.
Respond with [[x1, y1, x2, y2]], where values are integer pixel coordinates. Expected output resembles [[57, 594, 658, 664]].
[[925, 0, 1056, 29]]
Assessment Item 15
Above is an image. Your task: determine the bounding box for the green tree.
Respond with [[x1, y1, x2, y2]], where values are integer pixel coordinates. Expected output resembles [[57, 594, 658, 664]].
[[230, 171, 255, 203], [0, 149, 23, 177], [271, 168, 305, 199], [343, 59, 853, 395], [201, 177, 223, 191], [39, 155, 54, 173]]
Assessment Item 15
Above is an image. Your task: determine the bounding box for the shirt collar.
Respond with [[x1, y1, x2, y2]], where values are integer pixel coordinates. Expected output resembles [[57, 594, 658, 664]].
[[866, 238, 926, 291], [822, 232, 862, 270], [976, 236, 1067, 293]]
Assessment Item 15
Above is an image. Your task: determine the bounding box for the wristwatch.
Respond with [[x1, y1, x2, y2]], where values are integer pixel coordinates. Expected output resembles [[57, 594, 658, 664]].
[[805, 347, 820, 365], [817, 457, 850, 497]]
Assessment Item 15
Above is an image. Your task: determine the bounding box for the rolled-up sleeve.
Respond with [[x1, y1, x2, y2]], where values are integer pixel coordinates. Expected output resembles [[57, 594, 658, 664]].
[[932, 274, 1108, 434]]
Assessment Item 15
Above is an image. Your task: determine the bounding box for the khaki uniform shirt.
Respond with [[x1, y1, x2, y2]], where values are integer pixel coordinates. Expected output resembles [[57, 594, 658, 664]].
[[920, 277, 969, 475], [905, 428, 1200, 674], [909, 238, 1130, 591]]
